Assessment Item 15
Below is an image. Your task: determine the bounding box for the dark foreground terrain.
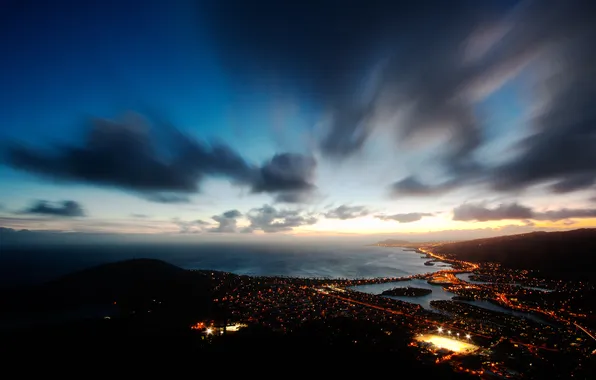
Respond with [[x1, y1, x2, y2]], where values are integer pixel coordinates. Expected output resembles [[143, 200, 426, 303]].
[[2, 255, 595, 378], [0, 259, 470, 377]]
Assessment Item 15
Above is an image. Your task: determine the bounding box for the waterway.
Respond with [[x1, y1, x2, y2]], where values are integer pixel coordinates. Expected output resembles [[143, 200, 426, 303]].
[[455, 273, 553, 292], [351, 279, 551, 325]]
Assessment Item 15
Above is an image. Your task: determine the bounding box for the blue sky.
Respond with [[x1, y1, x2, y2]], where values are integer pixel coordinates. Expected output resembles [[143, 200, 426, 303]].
[[1, 0, 596, 240]]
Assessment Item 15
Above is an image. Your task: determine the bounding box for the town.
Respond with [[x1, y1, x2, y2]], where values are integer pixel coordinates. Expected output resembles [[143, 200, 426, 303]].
[[190, 245, 596, 378]]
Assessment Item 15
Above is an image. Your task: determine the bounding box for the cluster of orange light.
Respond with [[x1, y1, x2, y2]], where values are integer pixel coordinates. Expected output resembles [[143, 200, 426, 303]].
[[190, 322, 205, 330]]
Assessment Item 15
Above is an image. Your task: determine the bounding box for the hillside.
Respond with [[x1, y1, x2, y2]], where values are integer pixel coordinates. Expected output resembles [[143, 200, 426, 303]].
[[434, 228, 596, 279]]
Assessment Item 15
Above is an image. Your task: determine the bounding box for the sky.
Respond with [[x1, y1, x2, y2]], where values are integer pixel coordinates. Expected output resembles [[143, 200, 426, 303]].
[[1, 0, 596, 242]]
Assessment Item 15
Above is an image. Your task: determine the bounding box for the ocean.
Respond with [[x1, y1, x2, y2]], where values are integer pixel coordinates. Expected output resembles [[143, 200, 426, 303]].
[[0, 242, 448, 286]]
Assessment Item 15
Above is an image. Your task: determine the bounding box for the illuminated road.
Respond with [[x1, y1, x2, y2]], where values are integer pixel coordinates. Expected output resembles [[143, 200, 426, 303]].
[[574, 322, 596, 343]]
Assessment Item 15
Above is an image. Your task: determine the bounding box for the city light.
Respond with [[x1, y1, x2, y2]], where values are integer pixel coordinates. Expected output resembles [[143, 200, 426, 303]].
[[205, 328, 213, 335], [438, 327, 443, 333], [415, 334, 478, 354], [448, 330, 451, 335], [466, 334, 471, 340]]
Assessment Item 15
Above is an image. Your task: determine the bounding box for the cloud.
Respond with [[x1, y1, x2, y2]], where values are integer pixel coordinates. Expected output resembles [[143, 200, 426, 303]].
[[203, 1, 517, 162], [324, 205, 369, 220], [205, 1, 596, 197], [2, 113, 251, 199], [251, 153, 316, 203], [210, 210, 242, 233], [453, 202, 533, 222], [535, 209, 596, 222], [21, 200, 85, 217], [375, 212, 432, 223], [245, 204, 318, 233], [2, 113, 318, 203], [130, 213, 150, 218], [273, 191, 315, 204], [390, 177, 456, 197], [173, 218, 210, 234], [142, 193, 191, 204], [453, 202, 596, 222]]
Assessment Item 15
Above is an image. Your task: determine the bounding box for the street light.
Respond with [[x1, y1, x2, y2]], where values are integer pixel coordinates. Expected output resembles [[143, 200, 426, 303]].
[[205, 328, 213, 335], [466, 334, 471, 340], [438, 327, 443, 333], [447, 330, 451, 335]]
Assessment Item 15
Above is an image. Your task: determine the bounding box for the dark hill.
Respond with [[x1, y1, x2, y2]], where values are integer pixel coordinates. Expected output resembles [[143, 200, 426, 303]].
[[0, 259, 213, 318], [434, 228, 596, 279], [46, 258, 184, 300]]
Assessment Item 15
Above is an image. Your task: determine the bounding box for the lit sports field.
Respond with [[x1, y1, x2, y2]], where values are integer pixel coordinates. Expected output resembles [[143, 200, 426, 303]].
[[415, 334, 478, 354]]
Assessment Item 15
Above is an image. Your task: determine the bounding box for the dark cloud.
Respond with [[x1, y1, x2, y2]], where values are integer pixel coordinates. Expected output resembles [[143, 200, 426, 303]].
[[203, 0, 511, 162], [2, 113, 318, 203], [210, 210, 242, 233], [415, 2, 596, 196], [251, 153, 316, 203], [453, 202, 596, 222], [487, 2, 596, 194], [324, 205, 369, 220], [245, 204, 317, 233], [2, 114, 252, 200], [21, 200, 85, 217], [204, 1, 596, 196], [375, 212, 432, 223]]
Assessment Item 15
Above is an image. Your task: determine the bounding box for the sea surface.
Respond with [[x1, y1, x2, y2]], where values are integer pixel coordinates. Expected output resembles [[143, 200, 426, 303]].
[[181, 245, 451, 278], [0, 243, 448, 286]]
